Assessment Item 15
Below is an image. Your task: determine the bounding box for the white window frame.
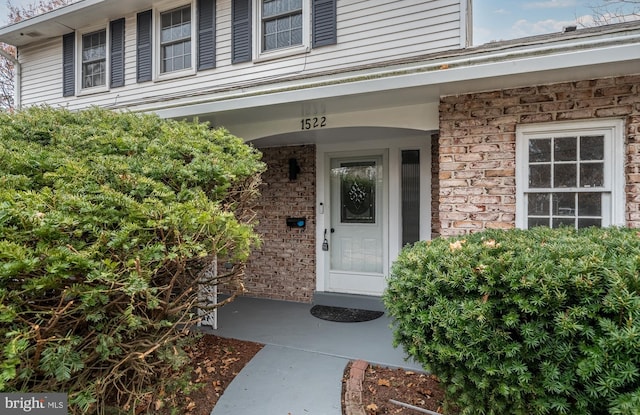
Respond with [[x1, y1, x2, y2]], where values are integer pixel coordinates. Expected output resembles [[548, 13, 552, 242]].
[[515, 119, 625, 229], [253, 0, 310, 61], [76, 23, 109, 95], [154, 0, 197, 81]]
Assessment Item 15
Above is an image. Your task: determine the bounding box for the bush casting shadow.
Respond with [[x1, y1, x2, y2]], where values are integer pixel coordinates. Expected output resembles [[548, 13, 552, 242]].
[[384, 227, 640, 415], [0, 107, 265, 413]]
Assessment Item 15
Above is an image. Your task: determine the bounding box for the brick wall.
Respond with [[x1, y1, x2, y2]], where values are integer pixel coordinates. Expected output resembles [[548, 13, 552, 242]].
[[243, 145, 316, 302], [439, 74, 640, 236], [431, 133, 441, 239]]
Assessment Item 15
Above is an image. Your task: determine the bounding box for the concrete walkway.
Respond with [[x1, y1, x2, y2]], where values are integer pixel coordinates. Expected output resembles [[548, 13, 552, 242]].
[[202, 296, 422, 415], [212, 345, 347, 414]]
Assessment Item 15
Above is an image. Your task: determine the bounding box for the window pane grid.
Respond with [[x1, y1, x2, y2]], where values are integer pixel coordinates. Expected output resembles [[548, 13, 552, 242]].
[[526, 134, 605, 229], [82, 30, 106, 88], [528, 135, 605, 191], [82, 61, 106, 88], [262, 0, 302, 51], [526, 192, 604, 229], [160, 6, 192, 73], [263, 0, 302, 18]]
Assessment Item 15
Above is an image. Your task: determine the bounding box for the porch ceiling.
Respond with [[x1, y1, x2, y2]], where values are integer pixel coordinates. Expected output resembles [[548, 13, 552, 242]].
[[197, 85, 435, 127], [247, 126, 434, 148]]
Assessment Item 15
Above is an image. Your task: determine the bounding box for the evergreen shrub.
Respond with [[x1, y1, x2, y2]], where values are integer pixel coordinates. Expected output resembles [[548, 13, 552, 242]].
[[0, 107, 265, 413], [384, 227, 640, 415]]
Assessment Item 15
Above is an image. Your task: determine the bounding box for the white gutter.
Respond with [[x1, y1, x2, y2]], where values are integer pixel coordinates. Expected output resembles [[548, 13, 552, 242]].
[[0, 48, 20, 110]]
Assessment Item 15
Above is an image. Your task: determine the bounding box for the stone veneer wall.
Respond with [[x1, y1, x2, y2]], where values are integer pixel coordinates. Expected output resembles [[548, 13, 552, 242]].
[[439, 74, 640, 237], [243, 145, 316, 302]]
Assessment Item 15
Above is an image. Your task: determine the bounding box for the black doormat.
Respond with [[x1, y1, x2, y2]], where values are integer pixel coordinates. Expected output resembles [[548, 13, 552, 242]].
[[310, 305, 384, 323]]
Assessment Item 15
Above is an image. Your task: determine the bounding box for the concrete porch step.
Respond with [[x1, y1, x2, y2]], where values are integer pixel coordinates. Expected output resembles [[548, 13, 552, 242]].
[[312, 291, 385, 312]]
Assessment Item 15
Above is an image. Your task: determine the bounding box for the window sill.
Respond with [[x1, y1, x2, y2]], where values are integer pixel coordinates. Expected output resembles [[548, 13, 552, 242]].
[[254, 45, 310, 63], [155, 68, 197, 83], [77, 86, 109, 97]]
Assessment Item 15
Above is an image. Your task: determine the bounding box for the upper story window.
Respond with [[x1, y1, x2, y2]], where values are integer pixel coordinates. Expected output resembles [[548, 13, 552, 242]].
[[81, 29, 107, 88], [137, 0, 216, 83], [515, 120, 625, 229], [63, 18, 124, 97], [231, 0, 336, 63], [160, 5, 192, 73], [261, 0, 303, 51]]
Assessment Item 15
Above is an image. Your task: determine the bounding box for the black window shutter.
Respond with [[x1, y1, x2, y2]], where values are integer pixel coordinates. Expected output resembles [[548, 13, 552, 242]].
[[110, 18, 125, 88], [231, 0, 251, 63], [62, 32, 75, 97], [198, 0, 216, 70], [312, 0, 337, 48], [137, 10, 152, 83]]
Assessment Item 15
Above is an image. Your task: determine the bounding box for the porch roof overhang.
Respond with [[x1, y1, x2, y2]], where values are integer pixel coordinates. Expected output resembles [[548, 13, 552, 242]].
[[2, 5, 639, 142], [147, 22, 640, 141], [0, 0, 156, 46]]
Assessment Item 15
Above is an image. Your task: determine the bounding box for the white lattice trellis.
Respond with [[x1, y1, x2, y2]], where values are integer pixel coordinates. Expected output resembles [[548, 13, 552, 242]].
[[197, 257, 218, 329]]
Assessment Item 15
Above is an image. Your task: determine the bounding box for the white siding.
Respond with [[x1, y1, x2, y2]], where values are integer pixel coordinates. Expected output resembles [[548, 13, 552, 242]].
[[18, 0, 465, 110], [20, 38, 64, 106]]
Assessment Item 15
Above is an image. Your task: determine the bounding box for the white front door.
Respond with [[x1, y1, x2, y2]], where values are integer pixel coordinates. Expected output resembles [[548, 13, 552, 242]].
[[326, 153, 387, 295]]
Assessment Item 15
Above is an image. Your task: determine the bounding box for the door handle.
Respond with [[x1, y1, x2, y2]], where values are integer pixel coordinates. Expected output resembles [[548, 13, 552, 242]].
[[330, 228, 335, 233]]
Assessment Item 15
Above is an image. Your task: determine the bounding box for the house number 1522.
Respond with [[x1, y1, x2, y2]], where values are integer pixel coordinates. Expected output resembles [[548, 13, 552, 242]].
[[300, 116, 327, 130]]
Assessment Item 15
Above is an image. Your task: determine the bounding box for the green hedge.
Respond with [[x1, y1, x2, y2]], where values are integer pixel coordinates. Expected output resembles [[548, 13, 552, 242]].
[[0, 107, 265, 413], [384, 227, 640, 415]]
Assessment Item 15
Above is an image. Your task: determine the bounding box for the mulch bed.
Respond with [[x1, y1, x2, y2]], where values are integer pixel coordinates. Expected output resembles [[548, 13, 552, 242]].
[[343, 361, 456, 415], [156, 334, 263, 415]]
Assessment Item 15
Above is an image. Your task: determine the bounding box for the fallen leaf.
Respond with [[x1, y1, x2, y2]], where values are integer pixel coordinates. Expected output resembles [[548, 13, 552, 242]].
[[366, 403, 379, 413], [186, 401, 196, 411], [405, 371, 415, 375], [213, 380, 223, 392], [475, 264, 488, 273], [483, 239, 499, 248], [378, 378, 391, 387], [222, 357, 240, 366], [449, 239, 466, 251]]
